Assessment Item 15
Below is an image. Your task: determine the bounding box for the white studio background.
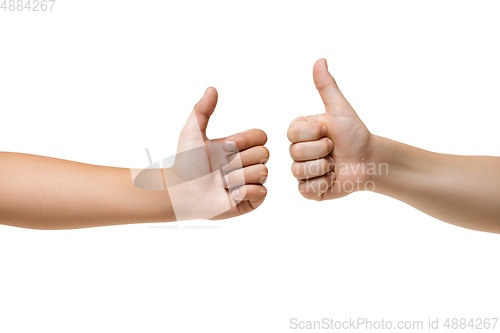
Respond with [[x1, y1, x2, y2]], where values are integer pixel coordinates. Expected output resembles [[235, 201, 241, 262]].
[[1, 1, 499, 332]]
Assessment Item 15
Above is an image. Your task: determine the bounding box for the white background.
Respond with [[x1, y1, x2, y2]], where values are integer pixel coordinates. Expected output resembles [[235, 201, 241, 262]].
[[1, 1, 499, 332]]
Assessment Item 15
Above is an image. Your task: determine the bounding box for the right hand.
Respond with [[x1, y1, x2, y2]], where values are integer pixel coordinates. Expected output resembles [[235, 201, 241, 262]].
[[287, 59, 375, 201]]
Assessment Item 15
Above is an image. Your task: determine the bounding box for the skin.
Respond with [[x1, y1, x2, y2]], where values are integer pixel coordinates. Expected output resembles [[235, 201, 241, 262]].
[[288, 58, 500, 234], [0, 87, 269, 229]]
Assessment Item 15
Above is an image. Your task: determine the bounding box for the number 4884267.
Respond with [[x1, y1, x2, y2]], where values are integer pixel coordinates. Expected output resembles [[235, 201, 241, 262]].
[[1, 0, 56, 11]]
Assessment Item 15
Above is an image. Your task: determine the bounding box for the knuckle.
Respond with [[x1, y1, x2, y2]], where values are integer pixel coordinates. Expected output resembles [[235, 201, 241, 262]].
[[313, 125, 322, 138], [256, 129, 268, 145], [291, 144, 304, 160], [238, 137, 246, 150], [322, 139, 331, 155], [298, 185, 320, 201], [227, 171, 236, 185], [261, 186, 268, 196], [259, 164, 268, 176], [318, 179, 329, 193], [230, 137, 243, 151], [287, 125, 298, 142], [260, 146, 270, 162], [320, 158, 331, 174], [298, 182, 307, 195], [307, 160, 319, 177], [291, 162, 302, 178], [298, 181, 314, 195], [230, 169, 243, 185]]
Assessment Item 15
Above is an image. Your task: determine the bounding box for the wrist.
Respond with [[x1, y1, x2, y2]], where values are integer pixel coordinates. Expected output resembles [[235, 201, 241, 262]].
[[163, 165, 235, 221], [366, 135, 434, 196], [129, 167, 176, 223], [365, 135, 400, 194]]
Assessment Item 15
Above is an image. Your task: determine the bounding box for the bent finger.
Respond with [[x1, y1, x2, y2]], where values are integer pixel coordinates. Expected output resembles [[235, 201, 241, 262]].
[[224, 164, 268, 188], [287, 117, 326, 143], [291, 157, 334, 180], [213, 129, 268, 153], [221, 146, 269, 172], [290, 137, 333, 161], [231, 184, 267, 202], [298, 171, 336, 200]]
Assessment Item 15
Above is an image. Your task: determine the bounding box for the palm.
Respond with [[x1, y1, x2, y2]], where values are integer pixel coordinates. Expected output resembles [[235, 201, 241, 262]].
[[324, 110, 373, 199], [174, 134, 250, 220], [168, 87, 268, 220]]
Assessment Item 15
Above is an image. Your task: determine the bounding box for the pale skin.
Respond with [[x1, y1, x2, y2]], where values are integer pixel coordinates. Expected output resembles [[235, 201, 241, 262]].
[[0, 87, 269, 229], [2, 64, 499, 233], [288, 58, 500, 234]]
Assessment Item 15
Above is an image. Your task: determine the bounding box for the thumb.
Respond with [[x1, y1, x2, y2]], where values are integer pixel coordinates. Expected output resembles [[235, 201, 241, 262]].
[[178, 87, 218, 151], [181, 87, 218, 136], [192, 86, 218, 132], [313, 58, 354, 117]]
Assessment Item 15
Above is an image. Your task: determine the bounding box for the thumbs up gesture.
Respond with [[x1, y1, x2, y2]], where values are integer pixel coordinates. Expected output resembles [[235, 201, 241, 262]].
[[134, 87, 269, 221], [287, 59, 375, 200], [170, 87, 269, 220]]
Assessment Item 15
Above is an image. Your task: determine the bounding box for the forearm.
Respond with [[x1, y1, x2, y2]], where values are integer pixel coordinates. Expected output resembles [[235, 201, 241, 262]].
[[0, 152, 175, 229], [369, 136, 500, 233]]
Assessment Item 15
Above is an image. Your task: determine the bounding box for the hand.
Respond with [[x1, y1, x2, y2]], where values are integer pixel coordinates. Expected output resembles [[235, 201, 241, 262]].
[[168, 87, 269, 220], [287, 59, 375, 200]]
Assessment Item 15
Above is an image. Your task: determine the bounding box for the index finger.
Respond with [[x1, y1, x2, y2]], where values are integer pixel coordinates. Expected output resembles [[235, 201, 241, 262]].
[[287, 117, 326, 143], [214, 129, 268, 152]]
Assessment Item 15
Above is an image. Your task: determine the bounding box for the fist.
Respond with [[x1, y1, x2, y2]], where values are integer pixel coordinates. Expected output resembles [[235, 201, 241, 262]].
[[288, 59, 375, 201]]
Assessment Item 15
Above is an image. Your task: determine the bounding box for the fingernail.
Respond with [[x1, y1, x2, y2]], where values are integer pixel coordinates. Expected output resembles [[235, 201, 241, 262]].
[[328, 139, 333, 150], [328, 157, 335, 170], [225, 140, 237, 152], [223, 175, 229, 186], [231, 188, 240, 199], [321, 126, 326, 136]]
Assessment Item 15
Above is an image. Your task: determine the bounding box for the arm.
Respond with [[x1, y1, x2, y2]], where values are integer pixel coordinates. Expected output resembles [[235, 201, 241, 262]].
[[369, 136, 500, 233], [288, 58, 500, 234], [0, 152, 175, 229], [0, 87, 269, 230]]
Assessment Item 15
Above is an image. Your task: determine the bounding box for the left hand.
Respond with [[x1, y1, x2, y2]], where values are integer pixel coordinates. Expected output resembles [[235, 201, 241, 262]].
[[169, 87, 269, 220]]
